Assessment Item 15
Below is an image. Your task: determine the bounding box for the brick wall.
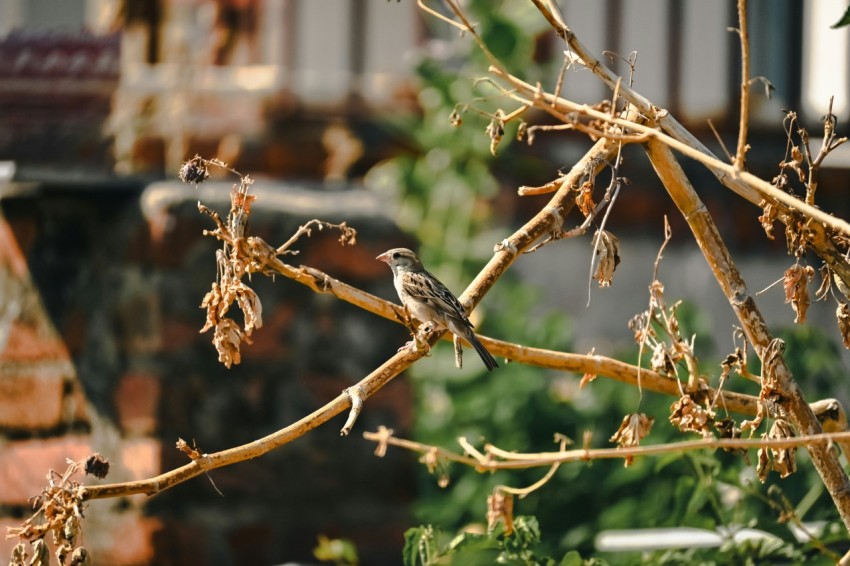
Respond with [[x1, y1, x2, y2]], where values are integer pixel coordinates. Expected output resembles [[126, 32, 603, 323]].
[[0, 179, 416, 565]]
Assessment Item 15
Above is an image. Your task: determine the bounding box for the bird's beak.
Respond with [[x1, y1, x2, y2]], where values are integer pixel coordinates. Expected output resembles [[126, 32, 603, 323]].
[[376, 251, 390, 264]]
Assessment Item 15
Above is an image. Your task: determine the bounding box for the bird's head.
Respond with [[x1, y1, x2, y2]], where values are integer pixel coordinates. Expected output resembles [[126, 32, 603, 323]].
[[376, 248, 423, 273]]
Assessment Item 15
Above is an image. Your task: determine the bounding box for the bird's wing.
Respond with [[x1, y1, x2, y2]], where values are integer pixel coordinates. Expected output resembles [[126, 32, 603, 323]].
[[400, 270, 473, 328]]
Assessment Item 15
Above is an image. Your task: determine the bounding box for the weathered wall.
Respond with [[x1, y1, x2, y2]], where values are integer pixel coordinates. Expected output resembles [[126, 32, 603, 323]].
[[0, 179, 416, 565]]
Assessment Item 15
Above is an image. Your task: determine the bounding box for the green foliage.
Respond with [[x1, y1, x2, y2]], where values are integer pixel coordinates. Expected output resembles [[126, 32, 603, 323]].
[[402, 516, 604, 566]]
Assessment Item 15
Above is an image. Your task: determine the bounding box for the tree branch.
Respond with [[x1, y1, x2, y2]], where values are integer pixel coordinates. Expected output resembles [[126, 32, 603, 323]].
[[644, 136, 850, 531]]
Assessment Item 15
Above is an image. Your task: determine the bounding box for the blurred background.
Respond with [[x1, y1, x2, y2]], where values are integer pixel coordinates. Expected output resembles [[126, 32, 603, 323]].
[[2, 0, 850, 564]]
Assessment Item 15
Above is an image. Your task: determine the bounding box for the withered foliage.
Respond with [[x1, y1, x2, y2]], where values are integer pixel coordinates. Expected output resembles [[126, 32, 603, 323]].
[[609, 413, 654, 467], [758, 201, 778, 240], [783, 264, 814, 324], [178, 154, 211, 185], [669, 395, 715, 437], [486, 489, 515, 535], [592, 229, 620, 287], [7, 456, 107, 566], [575, 180, 595, 218], [486, 109, 506, 156], [757, 418, 797, 482], [184, 157, 357, 367]]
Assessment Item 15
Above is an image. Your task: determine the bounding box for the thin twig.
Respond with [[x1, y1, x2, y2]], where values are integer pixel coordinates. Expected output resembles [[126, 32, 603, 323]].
[[735, 0, 751, 170], [363, 428, 850, 471]]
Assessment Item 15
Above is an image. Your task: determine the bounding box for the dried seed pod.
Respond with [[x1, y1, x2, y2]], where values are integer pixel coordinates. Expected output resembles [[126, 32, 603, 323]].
[[178, 155, 210, 185]]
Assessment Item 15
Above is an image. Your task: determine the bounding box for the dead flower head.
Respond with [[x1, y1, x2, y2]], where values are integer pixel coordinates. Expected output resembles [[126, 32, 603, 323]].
[[669, 395, 715, 437], [178, 155, 210, 185], [610, 413, 654, 467], [83, 453, 110, 479]]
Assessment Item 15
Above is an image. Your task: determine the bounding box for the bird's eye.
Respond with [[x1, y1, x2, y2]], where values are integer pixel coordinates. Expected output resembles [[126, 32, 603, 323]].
[[392, 252, 400, 259]]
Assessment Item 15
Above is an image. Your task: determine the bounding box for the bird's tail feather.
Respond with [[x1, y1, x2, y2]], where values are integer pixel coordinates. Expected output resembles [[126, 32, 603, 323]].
[[469, 332, 498, 371]]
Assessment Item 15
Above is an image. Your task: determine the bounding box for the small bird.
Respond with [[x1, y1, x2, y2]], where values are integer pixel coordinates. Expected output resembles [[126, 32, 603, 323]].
[[376, 247, 498, 371]]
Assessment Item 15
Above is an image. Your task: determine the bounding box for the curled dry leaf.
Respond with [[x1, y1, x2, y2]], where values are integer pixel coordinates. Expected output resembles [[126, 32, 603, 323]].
[[761, 338, 786, 396], [516, 120, 528, 142], [756, 418, 797, 482], [783, 264, 814, 324], [627, 311, 653, 344], [784, 218, 807, 257], [486, 109, 506, 156], [575, 180, 595, 217], [720, 347, 747, 381], [200, 282, 224, 333], [758, 201, 778, 240], [592, 230, 620, 287], [815, 264, 832, 301], [669, 395, 715, 437], [650, 342, 676, 376], [609, 413, 655, 467], [487, 490, 515, 535], [837, 302, 850, 349], [234, 282, 263, 335], [212, 318, 246, 369]]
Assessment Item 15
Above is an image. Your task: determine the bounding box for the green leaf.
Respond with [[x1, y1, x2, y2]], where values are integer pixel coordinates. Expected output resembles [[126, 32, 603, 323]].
[[403, 526, 442, 566], [559, 550, 584, 566], [832, 4, 850, 28]]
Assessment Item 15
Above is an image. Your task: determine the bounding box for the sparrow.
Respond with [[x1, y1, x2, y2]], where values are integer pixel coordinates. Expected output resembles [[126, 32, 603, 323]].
[[376, 248, 498, 371]]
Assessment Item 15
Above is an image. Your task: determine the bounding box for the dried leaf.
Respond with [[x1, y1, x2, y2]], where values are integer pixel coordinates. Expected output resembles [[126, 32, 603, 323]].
[[815, 264, 832, 300], [627, 312, 652, 344], [757, 419, 797, 483], [609, 413, 655, 467], [516, 120, 527, 141], [486, 110, 505, 156], [783, 264, 814, 323], [838, 302, 850, 349], [212, 318, 245, 368], [575, 181, 595, 217], [784, 219, 806, 257], [592, 230, 620, 287], [761, 338, 786, 396], [669, 395, 714, 437], [234, 282, 263, 335], [650, 343, 676, 375], [487, 490, 514, 535], [579, 372, 597, 388], [758, 201, 778, 240]]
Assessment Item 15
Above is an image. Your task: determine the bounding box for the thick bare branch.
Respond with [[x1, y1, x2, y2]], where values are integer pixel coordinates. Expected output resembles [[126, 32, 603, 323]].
[[644, 136, 850, 530]]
